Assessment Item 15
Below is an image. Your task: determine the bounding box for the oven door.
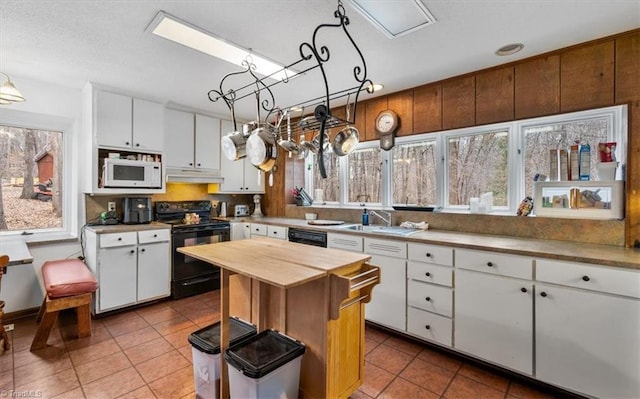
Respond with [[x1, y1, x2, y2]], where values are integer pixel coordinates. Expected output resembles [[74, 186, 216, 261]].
[[171, 226, 230, 297]]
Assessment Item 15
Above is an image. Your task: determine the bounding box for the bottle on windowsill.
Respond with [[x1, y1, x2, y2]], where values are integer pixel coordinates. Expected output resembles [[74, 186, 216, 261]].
[[362, 208, 369, 226]]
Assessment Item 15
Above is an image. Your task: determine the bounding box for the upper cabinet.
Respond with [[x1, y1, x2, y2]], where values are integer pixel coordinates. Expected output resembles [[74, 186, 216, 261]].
[[164, 109, 222, 182], [83, 83, 166, 194], [95, 90, 164, 153], [215, 119, 264, 193]]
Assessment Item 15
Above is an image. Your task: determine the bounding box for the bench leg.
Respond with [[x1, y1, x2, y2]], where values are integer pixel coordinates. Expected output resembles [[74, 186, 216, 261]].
[[76, 302, 92, 338], [30, 310, 59, 351], [36, 297, 47, 323]]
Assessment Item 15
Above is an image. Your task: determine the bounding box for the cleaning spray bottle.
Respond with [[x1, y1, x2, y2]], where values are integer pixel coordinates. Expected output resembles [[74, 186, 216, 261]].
[[362, 208, 369, 226]]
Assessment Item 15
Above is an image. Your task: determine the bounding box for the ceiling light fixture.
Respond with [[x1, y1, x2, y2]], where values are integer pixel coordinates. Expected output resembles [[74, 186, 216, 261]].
[[0, 72, 26, 104], [145, 11, 296, 81], [346, 0, 436, 38], [496, 43, 524, 56]]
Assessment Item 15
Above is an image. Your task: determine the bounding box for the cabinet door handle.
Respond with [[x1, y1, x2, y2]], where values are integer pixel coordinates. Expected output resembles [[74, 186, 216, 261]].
[[125, 141, 130, 146], [425, 296, 431, 302], [487, 262, 494, 267], [135, 143, 140, 147], [521, 287, 527, 293], [540, 292, 547, 297], [189, 162, 193, 166], [197, 163, 201, 166], [425, 325, 431, 330], [140, 248, 145, 252], [425, 272, 431, 277], [153, 234, 157, 238], [425, 253, 432, 258], [582, 275, 590, 282], [118, 237, 122, 241], [129, 249, 135, 254]]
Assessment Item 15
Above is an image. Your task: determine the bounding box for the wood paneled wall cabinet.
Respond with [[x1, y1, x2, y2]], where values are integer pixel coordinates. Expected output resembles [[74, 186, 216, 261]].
[[276, 28, 640, 247]]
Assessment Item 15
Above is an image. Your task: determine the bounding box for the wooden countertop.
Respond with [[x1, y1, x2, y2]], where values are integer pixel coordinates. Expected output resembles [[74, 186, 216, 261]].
[[230, 217, 640, 270], [177, 236, 371, 288]]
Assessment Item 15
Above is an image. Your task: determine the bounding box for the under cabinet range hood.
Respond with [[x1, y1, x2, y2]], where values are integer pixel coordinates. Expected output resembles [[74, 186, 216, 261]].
[[165, 167, 224, 184]]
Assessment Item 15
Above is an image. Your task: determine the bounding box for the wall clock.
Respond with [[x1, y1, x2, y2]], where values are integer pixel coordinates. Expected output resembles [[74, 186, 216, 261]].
[[375, 109, 399, 150]]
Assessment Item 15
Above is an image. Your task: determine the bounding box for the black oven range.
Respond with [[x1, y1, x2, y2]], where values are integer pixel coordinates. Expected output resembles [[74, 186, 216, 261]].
[[155, 200, 230, 299]]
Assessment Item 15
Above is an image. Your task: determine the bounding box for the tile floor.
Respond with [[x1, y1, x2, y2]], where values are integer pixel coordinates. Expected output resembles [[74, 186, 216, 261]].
[[0, 291, 575, 399]]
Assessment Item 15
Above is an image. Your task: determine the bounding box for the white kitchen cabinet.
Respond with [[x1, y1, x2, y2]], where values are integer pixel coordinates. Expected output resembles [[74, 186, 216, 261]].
[[164, 110, 221, 172], [535, 260, 640, 398], [327, 233, 363, 252], [84, 228, 170, 314], [455, 250, 534, 375], [364, 238, 407, 331], [230, 222, 246, 241], [406, 243, 454, 347], [250, 223, 267, 237], [266, 225, 287, 240], [95, 90, 164, 152], [217, 119, 264, 193]]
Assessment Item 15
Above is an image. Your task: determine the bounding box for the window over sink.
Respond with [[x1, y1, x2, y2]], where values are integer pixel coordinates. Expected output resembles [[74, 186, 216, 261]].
[[305, 104, 627, 217]]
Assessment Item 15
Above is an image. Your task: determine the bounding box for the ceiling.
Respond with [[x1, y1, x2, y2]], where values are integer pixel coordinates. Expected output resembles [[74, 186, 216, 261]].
[[1, 0, 638, 123]]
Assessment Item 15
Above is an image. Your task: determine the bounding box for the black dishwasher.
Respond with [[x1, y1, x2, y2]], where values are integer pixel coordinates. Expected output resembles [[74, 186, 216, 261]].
[[288, 228, 327, 247]]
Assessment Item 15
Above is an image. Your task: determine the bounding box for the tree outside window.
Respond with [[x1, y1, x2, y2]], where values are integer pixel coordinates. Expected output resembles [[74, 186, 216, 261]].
[[0, 125, 63, 231]]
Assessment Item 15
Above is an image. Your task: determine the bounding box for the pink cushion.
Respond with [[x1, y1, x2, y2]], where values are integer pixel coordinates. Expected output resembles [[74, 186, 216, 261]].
[[42, 259, 98, 298]]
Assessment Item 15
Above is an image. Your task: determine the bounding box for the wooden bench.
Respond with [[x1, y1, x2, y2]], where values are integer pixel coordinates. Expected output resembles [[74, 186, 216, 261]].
[[30, 259, 98, 351]]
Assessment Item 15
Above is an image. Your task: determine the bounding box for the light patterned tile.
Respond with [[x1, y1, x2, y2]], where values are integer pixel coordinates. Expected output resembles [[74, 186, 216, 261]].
[[138, 307, 183, 326], [458, 363, 509, 392], [359, 361, 395, 398], [104, 315, 150, 337], [14, 368, 80, 399], [51, 387, 86, 399], [116, 385, 158, 399], [163, 326, 196, 349], [400, 357, 455, 396], [114, 326, 162, 350], [151, 316, 196, 336], [14, 355, 73, 387], [379, 377, 440, 399], [416, 347, 463, 372], [63, 326, 113, 352], [13, 345, 68, 369]]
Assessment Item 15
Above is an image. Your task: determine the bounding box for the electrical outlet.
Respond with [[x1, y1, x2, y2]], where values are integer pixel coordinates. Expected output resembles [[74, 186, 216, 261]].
[[4, 324, 14, 332], [108, 201, 116, 212]]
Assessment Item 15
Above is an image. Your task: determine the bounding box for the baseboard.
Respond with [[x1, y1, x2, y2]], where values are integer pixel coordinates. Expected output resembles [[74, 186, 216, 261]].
[[5, 307, 40, 322]]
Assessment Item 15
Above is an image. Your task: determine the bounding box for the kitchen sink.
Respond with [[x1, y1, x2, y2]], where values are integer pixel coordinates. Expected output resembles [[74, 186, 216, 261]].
[[336, 224, 419, 237]]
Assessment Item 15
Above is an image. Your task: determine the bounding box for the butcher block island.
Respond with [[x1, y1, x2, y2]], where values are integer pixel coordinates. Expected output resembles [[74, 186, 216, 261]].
[[178, 236, 379, 399]]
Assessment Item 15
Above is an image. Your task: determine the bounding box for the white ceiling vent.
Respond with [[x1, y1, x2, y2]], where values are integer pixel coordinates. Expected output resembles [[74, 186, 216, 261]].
[[346, 0, 436, 38]]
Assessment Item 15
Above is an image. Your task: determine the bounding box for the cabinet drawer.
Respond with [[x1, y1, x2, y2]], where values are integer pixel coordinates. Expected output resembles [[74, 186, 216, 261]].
[[407, 307, 452, 347], [250, 223, 267, 236], [456, 249, 532, 279], [408, 243, 453, 266], [327, 233, 363, 252], [365, 238, 406, 258], [408, 261, 452, 287], [100, 232, 137, 248], [267, 225, 287, 240], [537, 259, 640, 298], [138, 229, 170, 244], [407, 280, 453, 317]]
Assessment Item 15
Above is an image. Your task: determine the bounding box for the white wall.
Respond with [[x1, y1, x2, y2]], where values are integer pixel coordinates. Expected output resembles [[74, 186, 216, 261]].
[[1, 75, 85, 313]]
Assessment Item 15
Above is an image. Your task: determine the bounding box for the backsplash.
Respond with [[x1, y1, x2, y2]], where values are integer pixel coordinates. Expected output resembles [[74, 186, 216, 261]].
[[284, 205, 625, 247], [84, 183, 255, 222]]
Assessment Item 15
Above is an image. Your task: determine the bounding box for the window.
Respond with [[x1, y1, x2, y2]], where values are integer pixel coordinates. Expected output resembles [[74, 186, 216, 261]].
[[0, 109, 77, 241], [446, 129, 509, 208], [311, 150, 340, 203], [347, 145, 382, 205], [305, 105, 626, 216], [392, 139, 437, 206]]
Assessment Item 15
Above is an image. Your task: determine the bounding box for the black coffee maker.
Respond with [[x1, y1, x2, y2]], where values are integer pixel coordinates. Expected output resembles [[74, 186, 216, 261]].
[[123, 197, 153, 224]]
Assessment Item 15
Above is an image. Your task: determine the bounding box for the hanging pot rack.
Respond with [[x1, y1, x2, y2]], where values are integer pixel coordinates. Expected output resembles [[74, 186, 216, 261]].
[[208, 0, 375, 178]]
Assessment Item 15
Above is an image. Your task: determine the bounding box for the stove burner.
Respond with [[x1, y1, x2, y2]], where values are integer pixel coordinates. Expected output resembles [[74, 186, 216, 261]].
[[155, 200, 229, 231]]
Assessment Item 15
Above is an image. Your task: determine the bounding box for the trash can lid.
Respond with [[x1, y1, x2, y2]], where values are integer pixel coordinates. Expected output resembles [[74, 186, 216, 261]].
[[224, 329, 306, 379], [188, 317, 256, 355]]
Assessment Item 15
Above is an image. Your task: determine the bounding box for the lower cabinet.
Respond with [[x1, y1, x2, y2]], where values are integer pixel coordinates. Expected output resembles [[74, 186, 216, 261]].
[[85, 228, 170, 314], [364, 238, 407, 331], [455, 269, 533, 374], [535, 260, 640, 398]]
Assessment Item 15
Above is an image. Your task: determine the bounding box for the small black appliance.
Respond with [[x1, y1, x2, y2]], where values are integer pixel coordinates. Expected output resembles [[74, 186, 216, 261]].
[[123, 197, 153, 224]]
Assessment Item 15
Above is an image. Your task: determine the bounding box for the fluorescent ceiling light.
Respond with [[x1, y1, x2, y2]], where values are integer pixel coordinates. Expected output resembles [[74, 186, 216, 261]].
[[347, 0, 436, 38], [146, 11, 295, 81]]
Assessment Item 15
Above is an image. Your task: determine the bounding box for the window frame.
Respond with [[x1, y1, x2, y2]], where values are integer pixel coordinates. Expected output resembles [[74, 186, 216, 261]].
[[304, 104, 627, 215], [0, 109, 79, 242]]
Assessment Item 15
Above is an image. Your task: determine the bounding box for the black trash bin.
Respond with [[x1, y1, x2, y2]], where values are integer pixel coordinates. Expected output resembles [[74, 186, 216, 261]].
[[188, 317, 256, 399], [224, 329, 305, 399]]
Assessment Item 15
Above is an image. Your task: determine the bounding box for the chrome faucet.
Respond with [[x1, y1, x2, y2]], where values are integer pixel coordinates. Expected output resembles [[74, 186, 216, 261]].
[[369, 210, 392, 227]]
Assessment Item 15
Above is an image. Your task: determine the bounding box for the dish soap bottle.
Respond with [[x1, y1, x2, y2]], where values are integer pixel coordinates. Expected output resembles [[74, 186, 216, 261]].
[[362, 208, 369, 226]]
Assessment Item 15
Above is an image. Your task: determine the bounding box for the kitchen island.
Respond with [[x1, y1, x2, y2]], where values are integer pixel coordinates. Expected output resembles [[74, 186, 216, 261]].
[[178, 236, 379, 399]]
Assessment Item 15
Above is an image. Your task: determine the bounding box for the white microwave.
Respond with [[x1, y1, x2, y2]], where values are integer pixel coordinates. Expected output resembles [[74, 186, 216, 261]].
[[102, 158, 162, 188]]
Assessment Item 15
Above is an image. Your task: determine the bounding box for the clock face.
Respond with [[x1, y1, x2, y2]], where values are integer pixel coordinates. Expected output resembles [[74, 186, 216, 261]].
[[376, 110, 398, 134]]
